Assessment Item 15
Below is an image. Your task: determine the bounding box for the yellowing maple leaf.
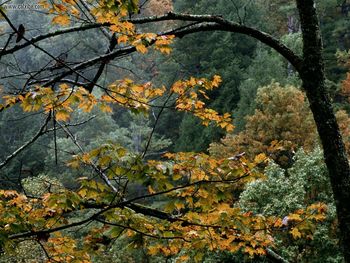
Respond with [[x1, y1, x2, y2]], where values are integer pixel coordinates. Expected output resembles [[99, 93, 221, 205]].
[[136, 44, 148, 54], [118, 35, 129, 44], [212, 75, 222, 88], [52, 14, 70, 26], [290, 227, 302, 239], [176, 255, 190, 262], [55, 109, 70, 121]]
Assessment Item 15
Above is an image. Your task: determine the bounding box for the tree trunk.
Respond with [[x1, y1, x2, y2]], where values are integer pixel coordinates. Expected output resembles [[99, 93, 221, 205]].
[[296, 0, 350, 261]]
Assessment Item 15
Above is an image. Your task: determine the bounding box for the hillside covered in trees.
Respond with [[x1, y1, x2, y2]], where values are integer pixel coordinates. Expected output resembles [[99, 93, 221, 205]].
[[0, 0, 350, 262]]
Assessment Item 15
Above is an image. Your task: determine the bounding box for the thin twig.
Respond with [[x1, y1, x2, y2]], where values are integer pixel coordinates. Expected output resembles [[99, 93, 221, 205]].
[[0, 113, 51, 170]]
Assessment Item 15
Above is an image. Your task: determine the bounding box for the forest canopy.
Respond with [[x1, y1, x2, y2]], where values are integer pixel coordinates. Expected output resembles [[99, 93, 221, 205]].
[[0, 0, 350, 262]]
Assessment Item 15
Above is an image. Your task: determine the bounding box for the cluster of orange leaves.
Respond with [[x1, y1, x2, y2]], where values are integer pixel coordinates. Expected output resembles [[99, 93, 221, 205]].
[[101, 78, 165, 112], [40, 0, 175, 55], [1, 75, 233, 130], [1, 84, 100, 121], [171, 75, 234, 132]]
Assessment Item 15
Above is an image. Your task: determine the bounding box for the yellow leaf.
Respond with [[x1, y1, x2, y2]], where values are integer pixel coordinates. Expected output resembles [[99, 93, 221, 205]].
[[273, 218, 283, 227], [254, 153, 267, 164], [67, 159, 80, 169], [174, 201, 185, 210], [122, 21, 134, 32], [245, 246, 256, 257], [312, 214, 326, 221], [70, 6, 80, 16], [212, 75, 222, 88], [176, 255, 190, 262], [225, 123, 234, 132], [136, 44, 148, 54], [98, 155, 111, 167], [126, 229, 135, 237], [55, 109, 70, 121], [132, 85, 145, 93], [155, 46, 172, 54], [118, 35, 128, 44], [100, 103, 112, 113], [62, 0, 77, 4], [288, 213, 302, 222], [290, 227, 302, 239], [54, 4, 67, 12], [52, 14, 70, 26], [148, 185, 156, 194], [148, 245, 160, 256]]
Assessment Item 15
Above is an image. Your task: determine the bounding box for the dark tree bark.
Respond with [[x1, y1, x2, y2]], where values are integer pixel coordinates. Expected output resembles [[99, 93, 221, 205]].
[[296, 0, 350, 261]]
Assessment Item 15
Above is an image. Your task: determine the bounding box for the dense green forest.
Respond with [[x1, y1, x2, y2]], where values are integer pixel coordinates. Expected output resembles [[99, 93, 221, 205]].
[[1, 0, 350, 262]]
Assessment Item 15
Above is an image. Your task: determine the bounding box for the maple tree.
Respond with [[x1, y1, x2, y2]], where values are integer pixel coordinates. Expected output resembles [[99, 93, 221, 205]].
[[0, 0, 348, 262], [210, 83, 350, 167], [210, 83, 317, 167]]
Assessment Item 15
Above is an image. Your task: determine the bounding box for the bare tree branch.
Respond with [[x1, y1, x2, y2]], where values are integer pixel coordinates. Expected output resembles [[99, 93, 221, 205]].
[[266, 248, 289, 263], [0, 22, 110, 58], [57, 122, 119, 193], [0, 114, 51, 170]]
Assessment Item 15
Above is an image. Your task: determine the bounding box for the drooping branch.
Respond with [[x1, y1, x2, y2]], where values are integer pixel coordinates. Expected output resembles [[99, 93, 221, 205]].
[[8, 200, 228, 241], [0, 22, 111, 58], [85, 33, 118, 93], [94, 218, 190, 241], [0, 114, 51, 170]]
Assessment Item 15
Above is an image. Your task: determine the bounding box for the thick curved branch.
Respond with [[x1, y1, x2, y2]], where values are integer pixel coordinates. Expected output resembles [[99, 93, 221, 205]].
[[1, 13, 301, 73], [130, 12, 302, 72], [42, 21, 302, 89], [9, 200, 219, 240], [0, 12, 301, 92]]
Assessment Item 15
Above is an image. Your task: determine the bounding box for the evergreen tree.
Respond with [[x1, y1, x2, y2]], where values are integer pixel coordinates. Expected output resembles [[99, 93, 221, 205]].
[[156, 0, 261, 151]]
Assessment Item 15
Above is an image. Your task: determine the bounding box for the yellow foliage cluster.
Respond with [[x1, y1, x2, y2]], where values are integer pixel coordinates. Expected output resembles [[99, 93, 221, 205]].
[[1, 75, 233, 133], [210, 83, 350, 165], [42, 0, 79, 26], [172, 76, 234, 132], [0, 144, 328, 262], [2, 84, 99, 121], [101, 78, 165, 111]]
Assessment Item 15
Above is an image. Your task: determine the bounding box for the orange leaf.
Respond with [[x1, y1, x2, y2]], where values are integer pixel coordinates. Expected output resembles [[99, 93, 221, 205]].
[[52, 14, 70, 26]]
